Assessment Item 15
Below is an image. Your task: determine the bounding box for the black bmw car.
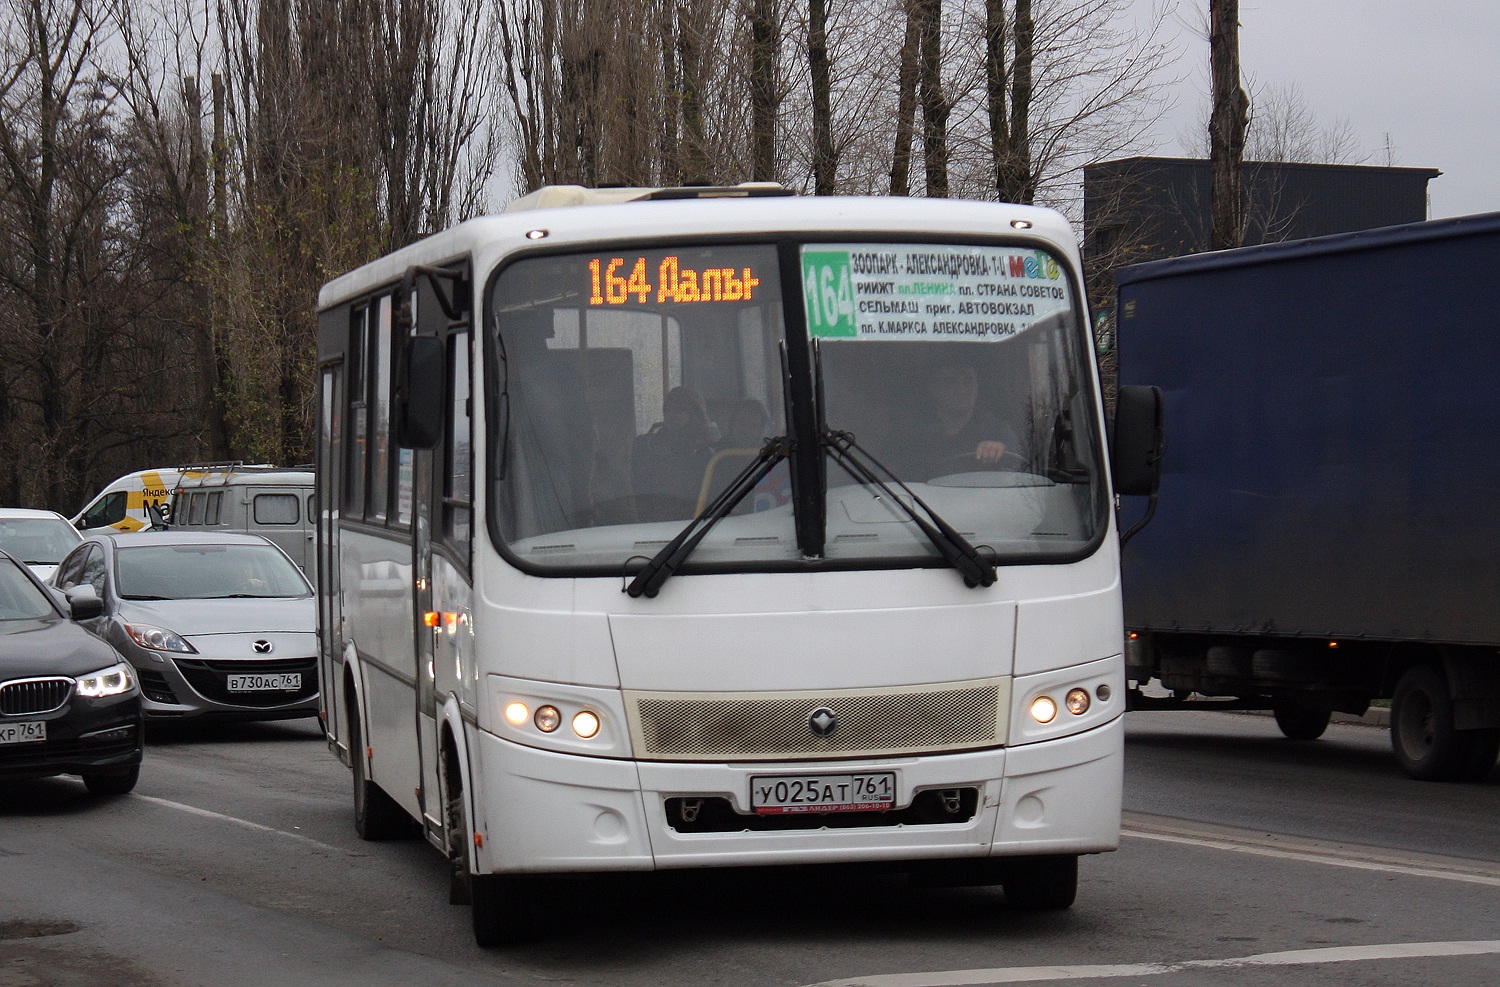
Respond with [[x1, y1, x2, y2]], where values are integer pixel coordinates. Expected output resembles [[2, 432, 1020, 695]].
[[0, 549, 143, 795]]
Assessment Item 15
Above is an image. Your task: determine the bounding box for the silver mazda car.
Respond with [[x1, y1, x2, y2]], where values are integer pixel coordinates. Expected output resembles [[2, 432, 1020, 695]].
[[51, 532, 317, 721]]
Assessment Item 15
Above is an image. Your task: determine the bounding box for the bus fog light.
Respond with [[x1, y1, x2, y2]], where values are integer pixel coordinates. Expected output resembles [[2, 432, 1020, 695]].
[[572, 710, 600, 739], [504, 702, 530, 726], [1066, 688, 1091, 715], [535, 705, 561, 733], [1030, 695, 1058, 724]]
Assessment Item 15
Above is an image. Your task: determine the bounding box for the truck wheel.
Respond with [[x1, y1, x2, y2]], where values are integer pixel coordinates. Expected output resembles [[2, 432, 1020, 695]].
[[1272, 702, 1331, 741], [1002, 855, 1078, 910], [1390, 665, 1466, 781], [445, 757, 541, 947], [1458, 729, 1500, 782], [350, 703, 414, 839]]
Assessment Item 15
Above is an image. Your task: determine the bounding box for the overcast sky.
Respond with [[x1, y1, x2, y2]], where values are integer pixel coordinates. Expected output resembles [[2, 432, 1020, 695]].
[[1131, 1, 1499, 219]]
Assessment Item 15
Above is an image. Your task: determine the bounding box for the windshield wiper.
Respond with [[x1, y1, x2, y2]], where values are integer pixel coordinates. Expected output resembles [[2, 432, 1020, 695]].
[[822, 428, 996, 589], [625, 438, 791, 599]]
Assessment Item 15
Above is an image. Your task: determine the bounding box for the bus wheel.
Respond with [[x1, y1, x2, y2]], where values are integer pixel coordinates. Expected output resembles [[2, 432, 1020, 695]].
[[1002, 855, 1078, 910], [445, 766, 540, 947], [1272, 702, 1332, 741], [350, 703, 413, 839], [1391, 665, 1466, 781]]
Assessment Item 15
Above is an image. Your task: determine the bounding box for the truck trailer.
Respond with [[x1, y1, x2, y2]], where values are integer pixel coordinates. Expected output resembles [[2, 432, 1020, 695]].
[[1115, 211, 1500, 782]]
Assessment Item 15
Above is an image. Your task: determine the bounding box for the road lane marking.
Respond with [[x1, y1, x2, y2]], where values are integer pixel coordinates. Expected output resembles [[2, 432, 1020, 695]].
[[806, 940, 1500, 986], [1123, 811, 1500, 888], [135, 794, 356, 856]]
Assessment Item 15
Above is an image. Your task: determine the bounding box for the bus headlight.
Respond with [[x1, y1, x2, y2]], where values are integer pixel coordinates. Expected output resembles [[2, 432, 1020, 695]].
[[572, 710, 600, 739], [489, 676, 631, 757], [534, 705, 561, 733], [1066, 688, 1091, 716], [1030, 695, 1058, 724]]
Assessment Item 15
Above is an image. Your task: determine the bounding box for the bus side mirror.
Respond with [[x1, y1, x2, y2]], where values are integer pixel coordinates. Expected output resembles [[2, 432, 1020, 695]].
[[397, 335, 445, 450], [1112, 385, 1163, 497]]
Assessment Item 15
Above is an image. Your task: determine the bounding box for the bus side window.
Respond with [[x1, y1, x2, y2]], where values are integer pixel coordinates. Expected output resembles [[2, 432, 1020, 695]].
[[207, 492, 223, 525], [188, 493, 206, 526], [444, 331, 473, 558]]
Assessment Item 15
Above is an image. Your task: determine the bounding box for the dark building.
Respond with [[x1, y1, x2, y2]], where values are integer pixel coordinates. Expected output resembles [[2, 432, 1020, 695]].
[[1083, 156, 1441, 312]]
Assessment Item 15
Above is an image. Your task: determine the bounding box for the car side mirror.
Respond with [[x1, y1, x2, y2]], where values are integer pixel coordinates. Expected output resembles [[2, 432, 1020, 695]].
[[1112, 385, 1164, 497], [65, 584, 104, 620]]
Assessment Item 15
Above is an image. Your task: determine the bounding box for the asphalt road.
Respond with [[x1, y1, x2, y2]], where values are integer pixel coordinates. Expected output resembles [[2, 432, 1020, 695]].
[[2, 711, 1497, 987]]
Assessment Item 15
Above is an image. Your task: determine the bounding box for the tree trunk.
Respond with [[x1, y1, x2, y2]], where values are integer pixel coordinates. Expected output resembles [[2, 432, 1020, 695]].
[[890, 0, 920, 196], [1210, 0, 1249, 250], [916, 0, 947, 197], [1008, 0, 1034, 203], [983, 0, 1008, 199], [809, 0, 836, 194], [748, 0, 779, 182]]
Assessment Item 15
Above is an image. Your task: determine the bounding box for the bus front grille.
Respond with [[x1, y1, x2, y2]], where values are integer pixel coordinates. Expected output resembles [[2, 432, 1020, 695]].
[[625, 678, 1009, 762]]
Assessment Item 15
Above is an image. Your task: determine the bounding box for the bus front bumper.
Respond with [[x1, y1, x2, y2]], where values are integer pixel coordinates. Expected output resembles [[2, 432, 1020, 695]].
[[470, 715, 1121, 874]]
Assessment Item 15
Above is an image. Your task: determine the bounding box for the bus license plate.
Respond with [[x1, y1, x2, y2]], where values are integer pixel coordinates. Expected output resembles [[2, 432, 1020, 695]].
[[750, 772, 896, 815], [0, 720, 46, 745], [228, 673, 301, 692]]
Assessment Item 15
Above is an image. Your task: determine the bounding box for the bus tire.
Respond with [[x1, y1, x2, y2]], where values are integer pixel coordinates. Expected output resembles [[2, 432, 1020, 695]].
[[1391, 665, 1466, 781], [1272, 702, 1331, 741], [350, 702, 413, 840], [1002, 854, 1078, 910], [445, 762, 539, 947]]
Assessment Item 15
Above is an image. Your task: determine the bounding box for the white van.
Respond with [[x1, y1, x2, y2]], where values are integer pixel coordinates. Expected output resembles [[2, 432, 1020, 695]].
[[168, 466, 315, 578], [72, 468, 188, 532]]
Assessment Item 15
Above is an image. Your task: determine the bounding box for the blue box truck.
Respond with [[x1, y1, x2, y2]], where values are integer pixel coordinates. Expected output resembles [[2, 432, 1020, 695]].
[[1115, 212, 1500, 781]]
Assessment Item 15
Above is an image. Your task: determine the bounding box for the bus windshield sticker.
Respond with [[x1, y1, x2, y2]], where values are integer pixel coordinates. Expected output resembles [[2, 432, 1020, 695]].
[[799, 244, 1070, 342]]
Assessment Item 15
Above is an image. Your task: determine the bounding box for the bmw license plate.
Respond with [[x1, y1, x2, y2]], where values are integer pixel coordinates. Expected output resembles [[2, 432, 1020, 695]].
[[227, 673, 301, 692], [0, 720, 46, 745], [750, 772, 896, 815]]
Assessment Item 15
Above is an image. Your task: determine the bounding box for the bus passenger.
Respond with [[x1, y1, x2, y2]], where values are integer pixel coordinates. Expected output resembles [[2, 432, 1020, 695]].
[[631, 386, 719, 520]]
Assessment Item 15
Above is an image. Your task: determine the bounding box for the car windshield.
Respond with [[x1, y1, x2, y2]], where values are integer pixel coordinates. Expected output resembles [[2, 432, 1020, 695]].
[[0, 517, 82, 565], [0, 557, 56, 620], [116, 543, 311, 600], [489, 239, 1104, 573]]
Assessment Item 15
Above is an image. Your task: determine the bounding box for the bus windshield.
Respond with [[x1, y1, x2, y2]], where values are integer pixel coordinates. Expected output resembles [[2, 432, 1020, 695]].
[[489, 239, 1104, 574]]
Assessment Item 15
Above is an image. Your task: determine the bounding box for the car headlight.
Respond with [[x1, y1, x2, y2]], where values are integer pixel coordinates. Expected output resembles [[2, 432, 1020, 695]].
[[124, 623, 196, 653], [76, 662, 137, 698]]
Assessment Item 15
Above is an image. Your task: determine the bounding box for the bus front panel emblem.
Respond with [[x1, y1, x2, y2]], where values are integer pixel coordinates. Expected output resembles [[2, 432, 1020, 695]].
[[253, 640, 274, 654], [808, 707, 838, 737]]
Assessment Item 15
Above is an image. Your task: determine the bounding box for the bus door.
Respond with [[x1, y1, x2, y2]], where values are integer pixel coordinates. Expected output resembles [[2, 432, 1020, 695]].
[[403, 266, 473, 841], [316, 362, 345, 750]]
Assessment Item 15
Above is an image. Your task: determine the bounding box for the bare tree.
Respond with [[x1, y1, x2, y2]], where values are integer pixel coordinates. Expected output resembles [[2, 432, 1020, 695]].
[[1246, 81, 1362, 165], [747, 0, 780, 181], [808, 0, 836, 193]]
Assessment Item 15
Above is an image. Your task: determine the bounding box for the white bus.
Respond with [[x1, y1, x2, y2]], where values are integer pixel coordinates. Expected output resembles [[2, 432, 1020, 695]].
[[314, 185, 1162, 945]]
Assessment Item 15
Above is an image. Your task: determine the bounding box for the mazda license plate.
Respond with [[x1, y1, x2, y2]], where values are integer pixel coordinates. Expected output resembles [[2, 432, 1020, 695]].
[[0, 720, 46, 745], [750, 771, 896, 814], [227, 673, 301, 692]]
